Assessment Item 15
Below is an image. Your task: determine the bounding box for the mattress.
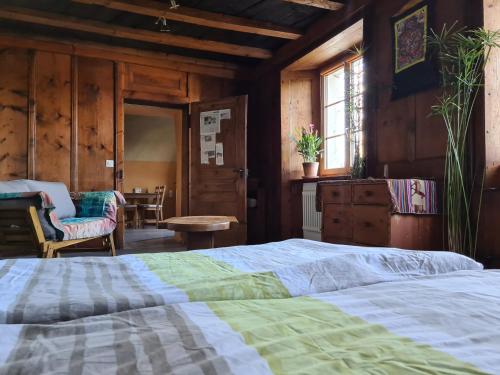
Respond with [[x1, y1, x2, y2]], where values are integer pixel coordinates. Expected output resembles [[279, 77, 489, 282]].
[[1, 269, 498, 374], [0, 239, 481, 324]]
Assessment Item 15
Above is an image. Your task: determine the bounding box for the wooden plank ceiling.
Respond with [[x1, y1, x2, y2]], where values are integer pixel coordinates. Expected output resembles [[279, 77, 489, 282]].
[[0, 0, 348, 66]]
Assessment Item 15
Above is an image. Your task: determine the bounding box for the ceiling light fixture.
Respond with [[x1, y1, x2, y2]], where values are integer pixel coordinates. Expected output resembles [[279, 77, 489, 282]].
[[155, 16, 170, 32], [154, 1, 178, 32]]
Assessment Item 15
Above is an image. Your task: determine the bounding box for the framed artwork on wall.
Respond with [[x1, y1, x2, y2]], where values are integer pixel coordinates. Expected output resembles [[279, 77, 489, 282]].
[[391, 0, 439, 100]]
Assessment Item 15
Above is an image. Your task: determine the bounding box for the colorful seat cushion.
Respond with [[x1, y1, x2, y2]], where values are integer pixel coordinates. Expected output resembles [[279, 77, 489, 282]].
[[59, 217, 115, 240]]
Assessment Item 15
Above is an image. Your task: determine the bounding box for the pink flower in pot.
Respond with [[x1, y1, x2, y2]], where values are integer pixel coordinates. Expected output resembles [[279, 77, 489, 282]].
[[293, 124, 323, 178]]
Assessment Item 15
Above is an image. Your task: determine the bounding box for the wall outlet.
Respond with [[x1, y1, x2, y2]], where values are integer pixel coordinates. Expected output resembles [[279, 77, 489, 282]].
[[106, 160, 115, 168]]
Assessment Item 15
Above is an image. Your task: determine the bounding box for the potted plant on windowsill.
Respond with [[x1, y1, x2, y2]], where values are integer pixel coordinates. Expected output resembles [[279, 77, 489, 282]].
[[294, 124, 323, 178]]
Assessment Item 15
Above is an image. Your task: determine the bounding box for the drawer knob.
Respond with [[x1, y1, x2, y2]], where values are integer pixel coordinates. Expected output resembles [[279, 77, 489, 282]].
[[364, 221, 372, 228], [332, 191, 339, 197], [365, 191, 374, 197], [333, 218, 340, 224]]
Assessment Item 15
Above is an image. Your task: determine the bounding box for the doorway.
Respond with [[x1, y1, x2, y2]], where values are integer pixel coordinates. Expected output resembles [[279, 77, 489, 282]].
[[122, 103, 185, 252]]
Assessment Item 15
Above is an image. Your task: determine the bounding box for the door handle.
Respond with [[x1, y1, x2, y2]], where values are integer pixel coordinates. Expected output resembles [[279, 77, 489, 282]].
[[233, 168, 246, 178]]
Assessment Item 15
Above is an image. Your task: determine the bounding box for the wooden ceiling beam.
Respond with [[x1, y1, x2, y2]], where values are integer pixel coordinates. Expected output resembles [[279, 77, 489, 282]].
[[255, 0, 369, 77], [0, 31, 248, 79], [0, 6, 272, 59], [72, 0, 303, 40], [282, 0, 344, 11]]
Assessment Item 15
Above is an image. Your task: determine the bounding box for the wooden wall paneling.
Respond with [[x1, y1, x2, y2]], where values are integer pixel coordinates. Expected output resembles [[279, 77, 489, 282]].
[[362, 2, 377, 177], [483, 0, 500, 187], [27, 50, 36, 179], [374, 158, 446, 180], [181, 108, 190, 217], [371, 0, 469, 177], [375, 91, 416, 166], [174, 109, 186, 217], [0, 48, 29, 180], [34, 51, 72, 186], [115, 62, 125, 249], [477, 0, 500, 265], [372, 1, 415, 168], [124, 64, 188, 98], [415, 89, 447, 163], [188, 73, 238, 102], [115, 62, 125, 193], [246, 71, 281, 243], [280, 70, 320, 239], [479, 190, 500, 265], [70, 57, 79, 191], [77, 56, 115, 191]]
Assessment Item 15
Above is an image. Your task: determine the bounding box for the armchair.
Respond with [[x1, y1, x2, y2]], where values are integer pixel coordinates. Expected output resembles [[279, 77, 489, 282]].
[[0, 180, 125, 258]]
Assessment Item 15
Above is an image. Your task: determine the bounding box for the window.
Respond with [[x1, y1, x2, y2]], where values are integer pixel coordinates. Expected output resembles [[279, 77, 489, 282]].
[[321, 56, 365, 174]]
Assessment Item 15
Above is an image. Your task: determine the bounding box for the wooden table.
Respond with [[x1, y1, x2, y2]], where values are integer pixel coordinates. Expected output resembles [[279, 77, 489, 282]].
[[165, 216, 238, 250], [124, 193, 158, 228], [124, 192, 158, 203]]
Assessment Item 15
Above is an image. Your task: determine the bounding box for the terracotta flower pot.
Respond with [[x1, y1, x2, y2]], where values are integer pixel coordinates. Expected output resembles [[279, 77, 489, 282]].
[[302, 162, 319, 178]]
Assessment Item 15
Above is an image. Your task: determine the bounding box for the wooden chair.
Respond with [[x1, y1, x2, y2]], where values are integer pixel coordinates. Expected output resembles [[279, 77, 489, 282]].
[[0, 205, 115, 258], [139, 186, 166, 228]]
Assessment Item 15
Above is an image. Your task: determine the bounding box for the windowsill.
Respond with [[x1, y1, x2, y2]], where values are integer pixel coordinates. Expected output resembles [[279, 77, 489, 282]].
[[290, 175, 351, 184]]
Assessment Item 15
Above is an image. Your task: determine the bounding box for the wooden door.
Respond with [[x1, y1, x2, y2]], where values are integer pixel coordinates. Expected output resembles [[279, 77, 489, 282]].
[[190, 95, 247, 247]]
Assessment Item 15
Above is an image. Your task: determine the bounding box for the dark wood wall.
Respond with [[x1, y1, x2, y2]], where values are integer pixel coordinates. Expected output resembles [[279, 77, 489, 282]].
[[248, 0, 490, 245], [0, 48, 30, 181], [0, 37, 240, 193], [368, 0, 471, 179], [280, 70, 320, 239]]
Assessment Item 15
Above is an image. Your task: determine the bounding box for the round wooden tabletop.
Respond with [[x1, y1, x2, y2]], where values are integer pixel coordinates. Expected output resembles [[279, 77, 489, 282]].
[[165, 216, 237, 232]]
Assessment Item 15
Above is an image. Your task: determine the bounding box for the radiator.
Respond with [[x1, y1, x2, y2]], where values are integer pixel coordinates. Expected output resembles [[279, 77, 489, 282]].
[[302, 183, 322, 241]]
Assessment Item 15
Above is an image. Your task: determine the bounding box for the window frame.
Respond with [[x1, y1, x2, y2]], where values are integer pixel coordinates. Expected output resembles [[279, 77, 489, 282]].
[[320, 53, 365, 176]]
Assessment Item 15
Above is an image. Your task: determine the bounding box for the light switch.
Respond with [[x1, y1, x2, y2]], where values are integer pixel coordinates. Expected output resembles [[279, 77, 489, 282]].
[[106, 160, 115, 168]]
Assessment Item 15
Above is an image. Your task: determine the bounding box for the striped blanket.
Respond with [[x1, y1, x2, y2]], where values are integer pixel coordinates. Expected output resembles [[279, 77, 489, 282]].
[[0, 239, 481, 324], [1, 269, 498, 374]]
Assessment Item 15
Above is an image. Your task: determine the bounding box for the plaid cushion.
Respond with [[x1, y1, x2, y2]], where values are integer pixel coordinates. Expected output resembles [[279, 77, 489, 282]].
[[75, 191, 116, 219]]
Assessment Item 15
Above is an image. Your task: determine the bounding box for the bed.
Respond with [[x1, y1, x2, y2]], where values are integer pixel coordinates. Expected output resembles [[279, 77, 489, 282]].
[[1, 269, 498, 374], [0, 239, 481, 324]]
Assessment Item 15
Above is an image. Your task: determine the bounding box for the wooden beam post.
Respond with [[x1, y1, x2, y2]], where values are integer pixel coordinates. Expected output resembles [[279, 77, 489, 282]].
[[282, 0, 344, 11], [73, 0, 303, 40], [0, 6, 272, 59]]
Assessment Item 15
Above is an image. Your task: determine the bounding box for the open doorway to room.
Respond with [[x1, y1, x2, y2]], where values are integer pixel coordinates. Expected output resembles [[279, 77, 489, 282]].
[[122, 103, 185, 252]]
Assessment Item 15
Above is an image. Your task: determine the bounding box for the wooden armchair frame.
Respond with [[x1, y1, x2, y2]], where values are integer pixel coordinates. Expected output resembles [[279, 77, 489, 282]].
[[0, 205, 116, 259]]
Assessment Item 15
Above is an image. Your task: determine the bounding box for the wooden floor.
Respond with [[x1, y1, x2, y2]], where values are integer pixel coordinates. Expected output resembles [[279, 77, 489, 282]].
[[123, 228, 187, 254], [1, 229, 187, 258], [58, 229, 186, 257]]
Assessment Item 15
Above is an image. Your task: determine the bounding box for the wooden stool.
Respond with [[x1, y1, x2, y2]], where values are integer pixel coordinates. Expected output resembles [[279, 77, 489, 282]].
[[165, 216, 238, 250]]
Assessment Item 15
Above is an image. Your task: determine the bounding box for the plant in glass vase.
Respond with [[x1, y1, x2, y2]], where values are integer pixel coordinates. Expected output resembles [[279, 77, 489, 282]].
[[294, 124, 323, 178]]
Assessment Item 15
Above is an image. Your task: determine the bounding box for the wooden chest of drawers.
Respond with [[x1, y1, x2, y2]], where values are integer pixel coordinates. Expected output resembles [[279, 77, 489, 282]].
[[319, 180, 442, 250]]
